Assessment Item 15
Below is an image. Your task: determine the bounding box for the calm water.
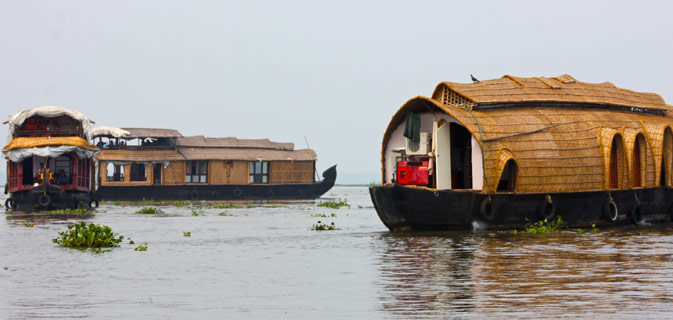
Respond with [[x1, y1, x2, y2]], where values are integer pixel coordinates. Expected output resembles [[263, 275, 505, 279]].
[[2, 186, 673, 319]]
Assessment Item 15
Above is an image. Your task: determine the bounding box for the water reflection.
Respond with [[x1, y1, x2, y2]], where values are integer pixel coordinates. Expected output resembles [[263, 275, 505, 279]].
[[375, 227, 673, 318]]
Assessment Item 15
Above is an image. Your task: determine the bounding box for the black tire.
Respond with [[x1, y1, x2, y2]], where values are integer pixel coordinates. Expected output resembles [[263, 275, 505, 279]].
[[211, 191, 218, 199], [190, 190, 199, 201], [76, 200, 87, 209], [5, 198, 17, 210], [233, 188, 242, 198], [629, 205, 644, 225], [89, 199, 99, 208], [539, 199, 555, 220], [38, 194, 51, 207], [604, 200, 618, 223], [480, 198, 496, 221]]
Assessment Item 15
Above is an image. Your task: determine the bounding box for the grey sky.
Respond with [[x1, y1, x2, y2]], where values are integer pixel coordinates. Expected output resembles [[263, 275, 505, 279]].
[[2, 1, 673, 184]]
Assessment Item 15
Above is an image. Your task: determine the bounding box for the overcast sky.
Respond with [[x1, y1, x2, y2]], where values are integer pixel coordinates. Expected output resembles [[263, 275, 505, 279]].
[[2, 1, 673, 184]]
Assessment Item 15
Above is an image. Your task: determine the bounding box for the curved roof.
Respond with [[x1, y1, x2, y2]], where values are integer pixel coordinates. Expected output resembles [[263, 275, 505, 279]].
[[431, 74, 669, 112], [382, 95, 673, 193], [4, 106, 95, 138]]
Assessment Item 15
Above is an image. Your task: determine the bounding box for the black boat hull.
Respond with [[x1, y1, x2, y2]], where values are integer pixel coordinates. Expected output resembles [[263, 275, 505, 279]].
[[94, 165, 337, 201], [369, 184, 673, 231], [5, 184, 93, 211]]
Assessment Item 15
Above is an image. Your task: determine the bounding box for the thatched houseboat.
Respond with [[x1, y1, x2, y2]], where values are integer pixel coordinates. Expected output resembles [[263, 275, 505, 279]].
[[91, 127, 336, 200], [3, 106, 99, 210], [370, 75, 673, 230]]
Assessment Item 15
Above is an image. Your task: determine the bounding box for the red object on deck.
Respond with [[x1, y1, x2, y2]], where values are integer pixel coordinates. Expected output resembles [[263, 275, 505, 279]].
[[396, 161, 429, 186]]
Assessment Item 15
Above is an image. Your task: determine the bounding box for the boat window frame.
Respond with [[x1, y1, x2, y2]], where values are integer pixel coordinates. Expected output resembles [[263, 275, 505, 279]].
[[130, 162, 147, 182], [249, 161, 269, 184], [186, 160, 208, 184]]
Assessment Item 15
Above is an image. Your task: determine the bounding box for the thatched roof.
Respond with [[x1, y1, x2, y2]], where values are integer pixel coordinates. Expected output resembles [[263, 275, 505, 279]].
[[177, 136, 294, 150], [431, 74, 670, 112], [178, 147, 316, 161], [383, 75, 673, 193], [121, 128, 183, 138]]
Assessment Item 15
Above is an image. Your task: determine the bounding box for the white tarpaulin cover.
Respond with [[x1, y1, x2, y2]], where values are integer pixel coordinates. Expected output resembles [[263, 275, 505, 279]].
[[4, 106, 95, 142], [90, 126, 131, 139], [3, 145, 100, 162]]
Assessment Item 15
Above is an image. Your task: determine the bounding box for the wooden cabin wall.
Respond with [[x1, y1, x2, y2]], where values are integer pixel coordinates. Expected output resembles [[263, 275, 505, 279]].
[[163, 161, 185, 185], [100, 163, 152, 186], [270, 161, 314, 184], [208, 160, 249, 184]]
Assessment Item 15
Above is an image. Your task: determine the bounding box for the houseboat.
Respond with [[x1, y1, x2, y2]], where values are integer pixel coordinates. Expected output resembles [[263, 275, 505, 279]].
[[3, 106, 99, 210], [91, 127, 336, 200], [370, 74, 673, 231]]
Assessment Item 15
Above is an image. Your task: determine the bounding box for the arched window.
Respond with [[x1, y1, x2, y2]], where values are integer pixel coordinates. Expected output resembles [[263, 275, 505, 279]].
[[497, 159, 517, 192], [663, 128, 673, 187], [633, 134, 647, 187]]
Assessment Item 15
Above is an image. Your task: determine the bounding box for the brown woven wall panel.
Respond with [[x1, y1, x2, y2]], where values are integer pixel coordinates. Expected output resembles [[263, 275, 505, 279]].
[[208, 160, 228, 184], [229, 161, 249, 184], [270, 161, 314, 184], [164, 161, 185, 185]]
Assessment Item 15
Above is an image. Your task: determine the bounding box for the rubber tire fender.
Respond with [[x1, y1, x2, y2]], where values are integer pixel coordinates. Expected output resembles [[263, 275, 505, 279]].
[[76, 200, 87, 209], [629, 205, 644, 225], [604, 200, 618, 223], [479, 198, 496, 222], [233, 187, 242, 198], [89, 199, 99, 208], [539, 198, 555, 220], [38, 194, 51, 207], [190, 190, 199, 201], [5, 198, 17, 210]]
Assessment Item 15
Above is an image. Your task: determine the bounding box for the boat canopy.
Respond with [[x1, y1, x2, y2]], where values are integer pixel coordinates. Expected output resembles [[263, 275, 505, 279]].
[[3, 145, 99, 162], [3, 136, 94, 151], [90, 126, 132, 139], [4, 106, 95, 140]]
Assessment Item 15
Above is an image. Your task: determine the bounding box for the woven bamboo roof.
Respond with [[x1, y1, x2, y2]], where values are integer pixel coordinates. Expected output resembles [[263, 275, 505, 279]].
[[121, 128, 183, 138], [177, 136, 294, 150], [431, 74, 669, 111], [178, 147, 316, 161], [382, 75, 673, 194]]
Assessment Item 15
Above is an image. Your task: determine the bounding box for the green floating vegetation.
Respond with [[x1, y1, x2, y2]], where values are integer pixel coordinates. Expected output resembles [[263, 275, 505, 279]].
[[191, 206, 205, 216], [523, 216, 565, 234], [135, 244, 148, 251], [52, 222, 124, 248], [107, 201, 123, 206], [212, 203, 241, 209], [136, 207, 163, 214], [317, 199, 350, 209], [42, 208, 89, 215], [21, 219, 34, 228], [172, 201, 191, 206], [311, 221, 341, 231], [310, 213, 337, 218], [262, 205, 287, 208], [218, 211, 233, 216], [183, 231, 191, 237], [357, 205, 374, 209]]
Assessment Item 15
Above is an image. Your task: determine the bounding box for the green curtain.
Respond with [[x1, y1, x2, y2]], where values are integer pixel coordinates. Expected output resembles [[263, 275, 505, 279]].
[[403, 112, 421, 142]]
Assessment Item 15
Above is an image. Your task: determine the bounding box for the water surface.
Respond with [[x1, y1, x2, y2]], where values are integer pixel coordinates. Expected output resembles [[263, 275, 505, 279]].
[[2, 186, 673, 319]]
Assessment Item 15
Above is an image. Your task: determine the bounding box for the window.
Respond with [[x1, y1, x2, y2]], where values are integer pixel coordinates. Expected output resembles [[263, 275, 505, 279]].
[[186, 160, 208, 183], [106, 163, 124, 181], [496, 160, 517, 192], [249, 161, 269, 184], [130, 163, 147, 181]]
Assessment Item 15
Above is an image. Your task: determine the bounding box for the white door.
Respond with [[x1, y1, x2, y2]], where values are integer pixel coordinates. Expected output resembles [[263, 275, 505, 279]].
[[435, 123, 452, 190]]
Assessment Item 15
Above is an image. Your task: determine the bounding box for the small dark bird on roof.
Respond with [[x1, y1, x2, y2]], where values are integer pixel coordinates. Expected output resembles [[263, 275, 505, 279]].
[[470, 74, 479, 83]]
